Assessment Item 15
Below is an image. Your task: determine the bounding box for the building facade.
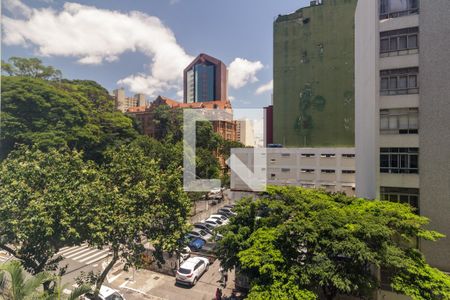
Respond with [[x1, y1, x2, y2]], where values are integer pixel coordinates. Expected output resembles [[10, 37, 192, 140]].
[[273, 0, 357, 147], [355, 0, 450, 273], [113, 88, 146, 112], [230, 147, 355, 195], [183, 53, 228, 103], [127, 96, 237, 142], [263, 105, 273, 146], [235, 119, 255, 147]]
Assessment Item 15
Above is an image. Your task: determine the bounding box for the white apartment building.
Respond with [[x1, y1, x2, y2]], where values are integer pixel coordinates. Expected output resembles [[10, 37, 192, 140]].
[[355, 0, 450, 277], [235, 119, 255, 147], [230, 147, 355, 195]]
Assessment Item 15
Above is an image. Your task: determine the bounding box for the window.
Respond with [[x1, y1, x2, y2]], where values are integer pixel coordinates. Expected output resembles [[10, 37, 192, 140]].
[[380, 27, 419, 55], [301, 153, 315, 158], [380, 187, 419, 212], [380, 67, 419, 95], [321, 169, 335, 174], [342, 170, 355, 174], [281, 168, 290, 172], [380, 148, 419, 174], [281, 153, 291, 157], [380, 108, 418, 134], [342, 154, 355, 158], [321, 153, 335, 158], [379, 0, 419, 19], [301, 169, 315, 173]]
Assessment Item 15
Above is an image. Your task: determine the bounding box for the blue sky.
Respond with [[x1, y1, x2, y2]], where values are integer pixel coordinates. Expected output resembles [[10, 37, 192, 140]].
[[2, 0, 310, 108]]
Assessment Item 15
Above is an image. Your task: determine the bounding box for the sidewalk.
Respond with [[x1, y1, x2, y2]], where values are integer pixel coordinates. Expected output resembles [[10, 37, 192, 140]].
[[109, 259, 236, 300]]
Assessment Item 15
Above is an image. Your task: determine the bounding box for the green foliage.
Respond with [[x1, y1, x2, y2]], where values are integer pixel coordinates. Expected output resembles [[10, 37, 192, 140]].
[[0, 260, 53, 300], [216, 186, 449, 300], [1, 57, 62, 80], [83, 142, 191, 295], [0, 261, 90, 300], [0, 76, 138, 162], [0, 146, 104, 275]]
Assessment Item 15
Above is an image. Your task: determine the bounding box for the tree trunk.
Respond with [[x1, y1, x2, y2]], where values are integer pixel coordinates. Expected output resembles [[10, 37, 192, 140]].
[[95, 248, 118, 297]]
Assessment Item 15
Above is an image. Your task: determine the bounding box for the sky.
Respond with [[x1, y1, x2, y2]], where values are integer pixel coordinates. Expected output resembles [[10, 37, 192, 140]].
[[1, 0, 310, 109]]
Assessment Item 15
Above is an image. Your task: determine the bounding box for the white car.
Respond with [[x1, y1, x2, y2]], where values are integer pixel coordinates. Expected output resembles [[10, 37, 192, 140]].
[[82, 285, 125, 300], [210, 214, 229, 225], [176, 256, 210, 286], [180, 246, 191, 261]]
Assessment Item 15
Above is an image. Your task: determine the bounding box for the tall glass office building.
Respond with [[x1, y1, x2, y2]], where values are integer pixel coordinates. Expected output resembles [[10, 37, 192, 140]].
[[184, 53, 228, 103]]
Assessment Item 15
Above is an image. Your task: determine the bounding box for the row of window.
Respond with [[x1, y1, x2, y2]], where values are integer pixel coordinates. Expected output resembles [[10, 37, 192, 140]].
[[380, 67, 419, 95], [380, 186, 419, 210], [269, 168, 355, 174], [380, 147, 419, 174], [380, 108, 418, 134], [380, 27, 418, 55], [379, 0, 419, 19], [268, 153, 355, 160]]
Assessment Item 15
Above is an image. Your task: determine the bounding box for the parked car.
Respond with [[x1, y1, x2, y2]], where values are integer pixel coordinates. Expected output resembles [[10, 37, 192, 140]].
[[189, 228, 213, 241], [223, 204, 235, 209], [210, 214, 229, 225], [176, 256, 210, 286], [205, 218, 223, 227], [194, 223, 214, 234], [217, 208, 236, 217], [82, 285, 125, 300], [183, 236, 206, 251], [180, 246, 191, 261]]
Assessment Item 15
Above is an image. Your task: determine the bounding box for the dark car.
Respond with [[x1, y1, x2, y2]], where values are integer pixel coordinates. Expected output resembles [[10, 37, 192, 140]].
[[194, 223, 214, 234]]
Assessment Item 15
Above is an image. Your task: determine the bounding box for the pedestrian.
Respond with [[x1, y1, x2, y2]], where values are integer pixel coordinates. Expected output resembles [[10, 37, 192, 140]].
[[219, 266, 225, 282], [223, 270, 228, 285], [215, 287, 222, 300]]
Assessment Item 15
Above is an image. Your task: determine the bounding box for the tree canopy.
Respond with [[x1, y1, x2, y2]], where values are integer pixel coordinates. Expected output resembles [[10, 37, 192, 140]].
[[0, 76, 138, 162], [1, 57, 62, 81], [216, 186, 450, 300]]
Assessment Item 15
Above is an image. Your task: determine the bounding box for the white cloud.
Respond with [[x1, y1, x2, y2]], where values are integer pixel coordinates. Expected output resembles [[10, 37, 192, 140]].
[[228, 95, 235, 102], [255, 79, 273, 95], [3, 0, 32, 18], [228, 58, 263, 89], [2, 1, 264, 97], [2, 1, 193, 97]]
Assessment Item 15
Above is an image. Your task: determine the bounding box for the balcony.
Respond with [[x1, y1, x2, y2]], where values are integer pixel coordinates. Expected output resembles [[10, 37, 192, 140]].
[[379, 0, 419, 20]]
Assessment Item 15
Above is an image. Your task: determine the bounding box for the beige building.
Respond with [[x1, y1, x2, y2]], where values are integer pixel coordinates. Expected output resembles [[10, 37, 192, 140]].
[[355, 0, 450, 278], [230, 147, 355, 195], [235, 119, 255, 147], [113, 88, 147, 112]]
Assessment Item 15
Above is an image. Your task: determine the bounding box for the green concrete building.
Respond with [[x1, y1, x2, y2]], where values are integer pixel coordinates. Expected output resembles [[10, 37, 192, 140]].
[[273, 0, 357, 147]]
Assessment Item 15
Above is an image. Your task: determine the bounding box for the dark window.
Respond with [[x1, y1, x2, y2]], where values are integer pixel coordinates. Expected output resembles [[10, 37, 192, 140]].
[[380, 186, 420, 212], [380, 67, 419, 95], [380, 148, 419, 174], [342, 170, 355, 174], [379, 0, 419, 19], [321, 169, 335, 174], [342, 154, 355, 158], [380, 27, 419, 55]]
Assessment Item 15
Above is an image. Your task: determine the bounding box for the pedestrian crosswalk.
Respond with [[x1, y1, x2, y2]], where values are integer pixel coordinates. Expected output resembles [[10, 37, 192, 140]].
[[56, 244, 111, 265]]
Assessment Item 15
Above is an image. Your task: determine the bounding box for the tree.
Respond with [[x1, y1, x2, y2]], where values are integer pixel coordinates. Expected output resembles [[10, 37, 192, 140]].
[[1, 57, 62, 81], [0, 261, 90, 300], [0, 76, 138, 162], [84, 143, 191, 296], [216, 186, 450, 300], [0, 260, 53, 300], [0, 146, 104, 277]]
